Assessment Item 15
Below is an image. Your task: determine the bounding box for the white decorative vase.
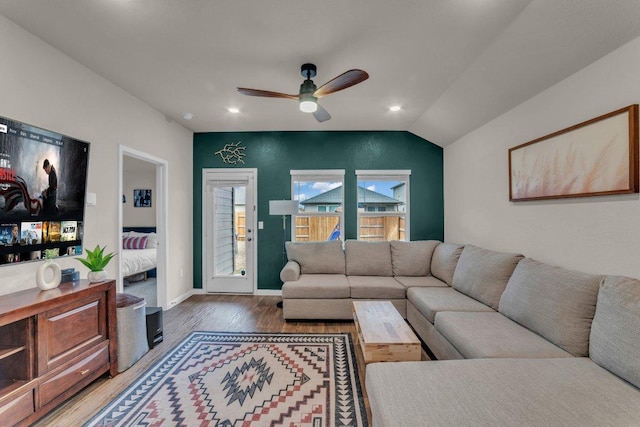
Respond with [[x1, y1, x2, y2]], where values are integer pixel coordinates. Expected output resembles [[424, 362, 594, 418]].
[[88, 270, 108, 283], [36, 259, 62, 290]]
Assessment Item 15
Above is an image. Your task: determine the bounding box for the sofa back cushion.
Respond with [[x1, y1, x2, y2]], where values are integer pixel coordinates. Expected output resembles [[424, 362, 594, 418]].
[[590, 275, 640, 389], [499, 258, 603, 357], [345, 240, 392, 276], [390, 240, 440, 276], [430, 243, 464, 285], [452, 245, 523, 310], [285, 240, 345, 274]]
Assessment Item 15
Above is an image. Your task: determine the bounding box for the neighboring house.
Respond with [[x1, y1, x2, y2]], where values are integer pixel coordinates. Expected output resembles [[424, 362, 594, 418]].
[[391, 182, 407, 212], [300, 185, 403, 213]]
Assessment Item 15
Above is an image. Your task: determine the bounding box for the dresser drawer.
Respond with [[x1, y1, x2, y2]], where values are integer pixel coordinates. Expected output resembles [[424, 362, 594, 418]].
[[0, 389, 34, 426], [38, 294, 107, 373], [38, 342, 109, 408]]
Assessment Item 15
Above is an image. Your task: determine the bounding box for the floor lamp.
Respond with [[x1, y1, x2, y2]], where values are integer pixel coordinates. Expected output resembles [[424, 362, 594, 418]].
[[269, 200, 299, 265], [269, 200, 298, 309]]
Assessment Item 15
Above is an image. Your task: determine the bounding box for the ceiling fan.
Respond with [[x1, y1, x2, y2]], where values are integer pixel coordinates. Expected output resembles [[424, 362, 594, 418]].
[[237, 63, 369, 123]]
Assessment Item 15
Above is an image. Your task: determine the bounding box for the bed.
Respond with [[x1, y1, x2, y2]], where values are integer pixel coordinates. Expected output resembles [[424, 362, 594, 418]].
[[122, 227, 157, 279]]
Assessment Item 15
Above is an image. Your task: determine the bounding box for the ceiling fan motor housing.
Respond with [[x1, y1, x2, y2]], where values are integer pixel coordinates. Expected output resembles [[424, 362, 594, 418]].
[[301, 63, 317, 79]]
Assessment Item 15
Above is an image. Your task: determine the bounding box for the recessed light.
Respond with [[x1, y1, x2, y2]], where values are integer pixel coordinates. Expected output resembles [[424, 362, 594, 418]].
[[182, 112, 193, 120], [389, 105, 401, 112], [228, 107, 240, 114]]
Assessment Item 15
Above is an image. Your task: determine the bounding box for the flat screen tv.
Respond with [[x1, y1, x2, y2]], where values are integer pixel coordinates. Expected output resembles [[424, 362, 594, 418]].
[[0, 115, 90, 265]]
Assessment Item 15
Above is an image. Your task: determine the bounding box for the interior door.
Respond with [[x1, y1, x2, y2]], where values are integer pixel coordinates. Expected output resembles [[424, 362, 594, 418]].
[[203, 169, 256, 293]]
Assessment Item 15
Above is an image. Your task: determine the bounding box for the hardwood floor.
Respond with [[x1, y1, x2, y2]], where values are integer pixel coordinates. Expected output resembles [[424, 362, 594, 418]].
[[34, 294, 376, 426]]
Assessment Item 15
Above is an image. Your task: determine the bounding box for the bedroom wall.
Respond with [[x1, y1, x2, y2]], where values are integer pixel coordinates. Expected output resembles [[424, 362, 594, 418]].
[[444, 34, 640, 279], [193, 131, 444, 290], [123, 161, 157, 227], [0, 15, 194, 302]]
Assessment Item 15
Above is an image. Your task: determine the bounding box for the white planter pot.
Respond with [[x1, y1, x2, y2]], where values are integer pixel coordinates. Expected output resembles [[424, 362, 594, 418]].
[[36, 259, 62, 290], [88, 270, 108, 283]]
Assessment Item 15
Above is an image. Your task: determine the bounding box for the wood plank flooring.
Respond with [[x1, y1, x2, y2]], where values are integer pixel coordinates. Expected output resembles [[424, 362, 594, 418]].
[[34, 294, 385, 426]]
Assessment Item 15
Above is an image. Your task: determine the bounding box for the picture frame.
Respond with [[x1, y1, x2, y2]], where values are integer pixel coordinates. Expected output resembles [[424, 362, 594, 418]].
[[133, 189, 152, 207], [509, 105, 638, 201]]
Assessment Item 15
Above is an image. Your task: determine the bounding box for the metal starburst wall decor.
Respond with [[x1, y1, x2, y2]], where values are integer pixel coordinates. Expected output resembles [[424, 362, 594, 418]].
[[215, 141, 246, 165]]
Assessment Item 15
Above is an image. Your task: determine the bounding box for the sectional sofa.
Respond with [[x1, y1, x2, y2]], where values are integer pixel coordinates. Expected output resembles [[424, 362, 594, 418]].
[[280, 240, 640, 426]]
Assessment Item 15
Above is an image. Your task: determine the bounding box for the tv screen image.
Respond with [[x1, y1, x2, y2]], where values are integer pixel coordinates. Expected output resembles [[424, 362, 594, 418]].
[[0, 116, 90, 266]]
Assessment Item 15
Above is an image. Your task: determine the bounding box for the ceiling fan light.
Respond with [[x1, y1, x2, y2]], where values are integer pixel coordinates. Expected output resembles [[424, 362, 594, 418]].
[[299, 95, 318, 113]]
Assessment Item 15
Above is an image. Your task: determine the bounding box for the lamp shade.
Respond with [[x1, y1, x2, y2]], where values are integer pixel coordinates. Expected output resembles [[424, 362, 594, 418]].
[[269, 200, 299, 216]]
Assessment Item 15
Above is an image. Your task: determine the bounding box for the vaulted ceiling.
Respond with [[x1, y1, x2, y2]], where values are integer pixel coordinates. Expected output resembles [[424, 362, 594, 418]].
[[2, 1, 640, 146]]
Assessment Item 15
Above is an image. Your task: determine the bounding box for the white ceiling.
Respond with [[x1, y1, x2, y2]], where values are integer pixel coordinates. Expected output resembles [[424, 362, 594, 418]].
[[1, 0, 640, 146]]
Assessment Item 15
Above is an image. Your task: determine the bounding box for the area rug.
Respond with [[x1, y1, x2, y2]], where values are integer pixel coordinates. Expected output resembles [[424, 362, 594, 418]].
[[85, 332, 368, 427]]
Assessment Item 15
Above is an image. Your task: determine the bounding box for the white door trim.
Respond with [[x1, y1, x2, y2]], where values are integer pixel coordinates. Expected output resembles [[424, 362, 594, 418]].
[[118, 145, 169, 310], [202, 168, 258, 294]]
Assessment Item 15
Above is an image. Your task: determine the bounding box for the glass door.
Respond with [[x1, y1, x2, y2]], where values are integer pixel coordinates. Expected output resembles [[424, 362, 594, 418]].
[[204, 170, 256, 293]]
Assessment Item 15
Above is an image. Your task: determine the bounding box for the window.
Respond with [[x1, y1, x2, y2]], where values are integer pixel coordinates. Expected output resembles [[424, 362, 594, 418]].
[[356, 170, 410, 241], [291, 170, 345, 242]]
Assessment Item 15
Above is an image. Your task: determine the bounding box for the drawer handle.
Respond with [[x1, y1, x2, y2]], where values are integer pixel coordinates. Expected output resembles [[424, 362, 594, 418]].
[[79, 369, 90, 375]]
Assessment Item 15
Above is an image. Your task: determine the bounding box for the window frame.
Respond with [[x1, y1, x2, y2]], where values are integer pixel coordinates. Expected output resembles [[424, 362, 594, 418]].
[[290, 169, 345, 242], [355, 169, 411, 241]]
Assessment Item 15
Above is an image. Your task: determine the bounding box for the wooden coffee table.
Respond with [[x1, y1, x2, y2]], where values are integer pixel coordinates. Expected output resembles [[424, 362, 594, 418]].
[[352, 300, 421, 364]]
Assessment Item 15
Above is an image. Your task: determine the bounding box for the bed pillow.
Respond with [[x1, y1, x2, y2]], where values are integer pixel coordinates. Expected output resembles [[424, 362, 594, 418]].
[[128, 231, 158, 248], [123, 235, 148, 250]]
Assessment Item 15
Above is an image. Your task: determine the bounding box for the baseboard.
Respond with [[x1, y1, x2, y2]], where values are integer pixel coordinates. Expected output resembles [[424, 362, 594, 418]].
[[254, 289, 283, 296], [168, 289, 197, 309]]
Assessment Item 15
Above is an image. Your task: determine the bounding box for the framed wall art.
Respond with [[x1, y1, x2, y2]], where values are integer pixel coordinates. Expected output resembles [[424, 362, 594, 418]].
[[509, 104, 638, 201], [133, 189, 152, 207]]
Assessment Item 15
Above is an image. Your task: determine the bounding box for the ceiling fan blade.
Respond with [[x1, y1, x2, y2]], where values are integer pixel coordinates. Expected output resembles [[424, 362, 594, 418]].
[[237, 88, 298, 100], [313, 104, 331, 122], [313, 69, 369, 98]]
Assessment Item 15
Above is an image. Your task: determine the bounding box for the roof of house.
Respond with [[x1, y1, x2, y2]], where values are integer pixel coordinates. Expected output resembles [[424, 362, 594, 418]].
[[301, 185, 401, 205]]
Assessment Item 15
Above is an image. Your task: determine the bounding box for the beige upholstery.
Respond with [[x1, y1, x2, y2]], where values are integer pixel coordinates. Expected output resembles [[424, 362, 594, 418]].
[[434, 311, 572, 359], [281, 274, 349, 299], [366, 358, 640, 427], [345, 240, 393, 276], [430, 243, 464, 285], [390, 240, 440, 276], [451, 245, 523, 310], [407, 287, 494, 323], [590, 275, 640, 389], [407, 302, 464, 360], [279, 260, 300, 282], [347, 276, 406, 299], [394, 275, 447, 288], [285, 240, 345, 274], [499, 258, 603, 357]]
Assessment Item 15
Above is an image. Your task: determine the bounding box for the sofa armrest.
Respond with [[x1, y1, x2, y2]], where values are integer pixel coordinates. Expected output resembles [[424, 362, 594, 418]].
[[280, 261, 301, 282]]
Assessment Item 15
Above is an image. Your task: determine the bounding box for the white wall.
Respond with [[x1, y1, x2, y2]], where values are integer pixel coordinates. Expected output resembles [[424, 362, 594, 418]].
[[445, 35, 640, 278], [123, 170, 157, 227], [0, 15, 193, 301]]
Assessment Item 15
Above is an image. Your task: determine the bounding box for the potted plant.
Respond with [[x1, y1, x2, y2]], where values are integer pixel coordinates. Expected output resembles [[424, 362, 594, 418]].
[[77, 245, 116, 283]]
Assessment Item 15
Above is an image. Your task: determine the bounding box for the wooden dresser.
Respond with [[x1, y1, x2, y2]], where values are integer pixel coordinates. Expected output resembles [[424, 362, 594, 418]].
[[0, 279, 117, 426]]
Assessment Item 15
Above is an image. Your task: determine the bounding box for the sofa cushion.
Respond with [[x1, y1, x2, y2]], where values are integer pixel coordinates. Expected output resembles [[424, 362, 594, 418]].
[[345, 240, 392, 276], [366, 358, 640, 427], [285, 240, 345, 274], [434, 311, 572, 359], [499, 258, 603, 357], [394, 276, 447, 289], [590, 275, 640, 389], [451, 245, 523, 310], [390, 240, 440, 276], [281, 274, 350, 299], [430, 243, 463, 285], [406, 287, 494, 324], [347, 276, 406, 299]]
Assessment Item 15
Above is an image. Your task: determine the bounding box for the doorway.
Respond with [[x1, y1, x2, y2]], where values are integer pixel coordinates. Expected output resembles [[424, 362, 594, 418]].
[[118, 146, 168, 309], [202, 168, 257, 293]]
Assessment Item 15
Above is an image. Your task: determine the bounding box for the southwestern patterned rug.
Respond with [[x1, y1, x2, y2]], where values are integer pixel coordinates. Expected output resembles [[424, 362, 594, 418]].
[[86, 332, 368, 427]]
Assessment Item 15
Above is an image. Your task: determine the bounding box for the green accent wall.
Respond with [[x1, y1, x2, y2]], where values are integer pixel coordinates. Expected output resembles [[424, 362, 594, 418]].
[[193, 131, 443, 290]]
